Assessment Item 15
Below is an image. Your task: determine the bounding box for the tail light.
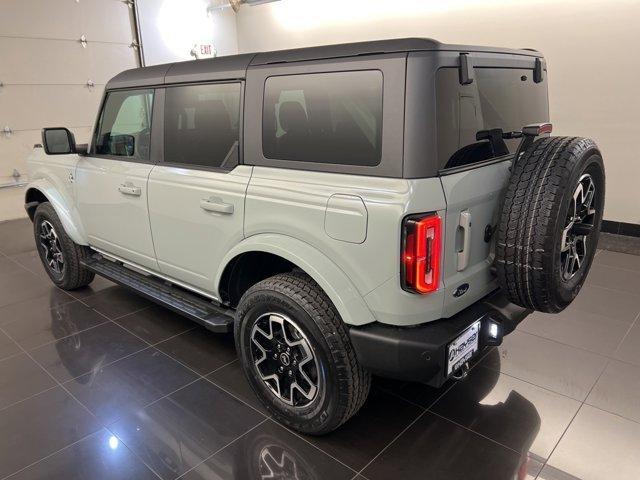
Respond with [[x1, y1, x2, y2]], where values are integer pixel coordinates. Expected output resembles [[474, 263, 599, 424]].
[[401, 213, 442, 294]]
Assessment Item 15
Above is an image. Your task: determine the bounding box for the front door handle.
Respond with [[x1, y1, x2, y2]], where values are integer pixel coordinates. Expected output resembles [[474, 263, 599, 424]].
[[200, 197, 234, 214], [118, 183, 142, 196], [457, 210, 471, 271]]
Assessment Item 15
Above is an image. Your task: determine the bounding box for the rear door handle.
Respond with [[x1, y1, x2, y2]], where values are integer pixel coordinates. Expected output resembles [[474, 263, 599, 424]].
[[457, 210, 471, 271], [200, 197, 234, 214], [118, 183, 142, 196]]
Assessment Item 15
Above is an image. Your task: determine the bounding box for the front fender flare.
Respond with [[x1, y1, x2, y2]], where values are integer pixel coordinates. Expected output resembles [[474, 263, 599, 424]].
[[216, 234, 376, 326], [25, 179, 88, 245]]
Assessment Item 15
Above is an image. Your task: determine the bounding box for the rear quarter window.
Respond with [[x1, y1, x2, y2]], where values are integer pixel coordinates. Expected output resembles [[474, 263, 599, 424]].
[[436, 67, 549, 170], [262, 71, 383, 167]]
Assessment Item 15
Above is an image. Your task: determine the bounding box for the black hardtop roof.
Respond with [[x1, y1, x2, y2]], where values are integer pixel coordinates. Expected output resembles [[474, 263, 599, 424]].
[[106, 37, 541, 90]]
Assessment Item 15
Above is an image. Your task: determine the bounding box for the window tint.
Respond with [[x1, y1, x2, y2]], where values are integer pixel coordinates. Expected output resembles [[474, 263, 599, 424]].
[[263, 71, 383, 166], [164, 83, 241, 169], [436, 67, 549, 170], [94, 89, 153, 160]]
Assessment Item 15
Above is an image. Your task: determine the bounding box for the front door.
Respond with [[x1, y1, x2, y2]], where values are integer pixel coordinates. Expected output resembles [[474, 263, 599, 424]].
[[76, 88, 158, 270], [148, 82, 248, 296]]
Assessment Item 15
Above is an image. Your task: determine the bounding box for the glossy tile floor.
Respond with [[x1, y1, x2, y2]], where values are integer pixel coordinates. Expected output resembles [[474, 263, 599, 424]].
[[1, 217, 640, 480]]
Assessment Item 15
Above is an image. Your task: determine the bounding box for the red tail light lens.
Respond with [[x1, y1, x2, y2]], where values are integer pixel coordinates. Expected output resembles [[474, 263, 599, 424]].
[[401, 213, 442, 294]]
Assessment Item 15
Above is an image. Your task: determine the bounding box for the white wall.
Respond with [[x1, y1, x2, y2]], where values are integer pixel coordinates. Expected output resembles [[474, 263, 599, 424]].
[[136, 0, 238, 65], [236, 0, 640, 224]]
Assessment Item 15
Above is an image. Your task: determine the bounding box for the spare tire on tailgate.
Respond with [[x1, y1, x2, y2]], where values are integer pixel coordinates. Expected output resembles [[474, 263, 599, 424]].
[[495, 136, 605, 313]]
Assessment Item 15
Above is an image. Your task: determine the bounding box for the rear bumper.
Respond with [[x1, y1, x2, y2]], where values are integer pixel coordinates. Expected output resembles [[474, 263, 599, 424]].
[[348, 290, 531, 387]]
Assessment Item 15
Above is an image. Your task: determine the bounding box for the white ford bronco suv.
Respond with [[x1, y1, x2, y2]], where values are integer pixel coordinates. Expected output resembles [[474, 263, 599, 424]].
[[26, 38, 604, 435]]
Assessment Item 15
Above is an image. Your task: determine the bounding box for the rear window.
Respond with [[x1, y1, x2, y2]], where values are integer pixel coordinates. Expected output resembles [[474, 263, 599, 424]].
[[436, 67, 549, 170], [262, 71, 383, 166]]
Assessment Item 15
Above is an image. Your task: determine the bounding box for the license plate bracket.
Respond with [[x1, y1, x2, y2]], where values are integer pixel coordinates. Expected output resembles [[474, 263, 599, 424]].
[[447, 320, 481, 376]]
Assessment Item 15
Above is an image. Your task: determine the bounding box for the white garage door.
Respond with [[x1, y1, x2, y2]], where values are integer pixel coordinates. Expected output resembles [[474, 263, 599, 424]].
[[0, 0, 140, 221]]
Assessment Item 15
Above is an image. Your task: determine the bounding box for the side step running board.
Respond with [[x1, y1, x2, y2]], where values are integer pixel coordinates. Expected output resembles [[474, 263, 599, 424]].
[[81, 255, 234, 333]]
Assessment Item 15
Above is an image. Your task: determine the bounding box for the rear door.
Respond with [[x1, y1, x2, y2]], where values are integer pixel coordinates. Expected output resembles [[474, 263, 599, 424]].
[[436, 64, 549, 316], [147, 82, 249, 296]]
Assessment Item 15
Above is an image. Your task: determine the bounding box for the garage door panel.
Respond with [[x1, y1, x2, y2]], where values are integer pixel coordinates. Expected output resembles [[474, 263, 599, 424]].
[[0, 38, 137, 85], [87, 43, 139, 84], [0, 38, 90, 84], [0, 85, 103, 132], [0, 0, 84, 41], [80, 0, 136, 44], [1, 0, 134, 44]]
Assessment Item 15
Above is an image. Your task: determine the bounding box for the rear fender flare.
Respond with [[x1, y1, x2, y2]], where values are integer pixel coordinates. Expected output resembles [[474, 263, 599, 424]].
[[216, 234, 376, 326], [25, 179, 88, 245]]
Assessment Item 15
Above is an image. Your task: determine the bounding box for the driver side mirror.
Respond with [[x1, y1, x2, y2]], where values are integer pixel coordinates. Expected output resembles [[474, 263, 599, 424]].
[[42, 128, 84, 155]]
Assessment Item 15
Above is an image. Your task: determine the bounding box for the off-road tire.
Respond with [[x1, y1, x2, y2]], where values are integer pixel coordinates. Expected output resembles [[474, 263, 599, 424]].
[[33, 202, 95, 290], [235, 271, 371, 435], [495, 136, 605, 313]]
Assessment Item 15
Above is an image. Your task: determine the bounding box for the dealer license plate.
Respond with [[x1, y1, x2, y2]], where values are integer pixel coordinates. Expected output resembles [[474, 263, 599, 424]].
[[447, 321, 481, 376]]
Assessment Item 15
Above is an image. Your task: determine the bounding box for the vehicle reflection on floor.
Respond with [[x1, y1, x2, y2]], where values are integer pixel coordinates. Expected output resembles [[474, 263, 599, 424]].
[[45, 291, 541, 480]]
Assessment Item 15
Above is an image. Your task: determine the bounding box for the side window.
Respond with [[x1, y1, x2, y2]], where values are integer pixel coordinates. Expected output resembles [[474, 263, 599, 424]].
[[94, 89, 154, 160], [263, 71, 383, 167], [164, 83, 241, 170]]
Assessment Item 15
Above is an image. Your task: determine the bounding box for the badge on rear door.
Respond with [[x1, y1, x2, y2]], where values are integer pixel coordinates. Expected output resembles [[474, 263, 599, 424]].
[[453, 283, 469, 297]]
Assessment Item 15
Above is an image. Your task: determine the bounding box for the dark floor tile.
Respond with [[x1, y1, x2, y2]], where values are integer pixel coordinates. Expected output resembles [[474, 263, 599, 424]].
[[0, 290, 75, 327], [0, 386, 101, 478], [302, 388, 423, 471], [207, 360, 267, 414], [0, 353, 56, 410], [110, 379, 265, 480], [8, 249, 49, 279], [595, 249, 640, 272], [65, 347, 199, 425], [0, 255, 29, 276], [181, 419, 354, 480], [614, 322, 640, 366], [431, 364, 580, 460], [362, 411, 530, 480], [569, 283, 640, 324], [30, 322, 148, 382], [519, 309, 630, 356], [586, 359, 640, 423], [7, 428, 158, 480], [373, 375, 453, 408], [68, 275, 116, 300], [0, 330, 20, 360], [0, 268, 72, 308], [114, 305, 195, 345], [537, 464, 584, 480], [82, 285, 152, 319], [0, 218, 34, 255], [2, 301, 108, 350], [481, 330, 608, 400], [545, 405, 640, 480], [156, 327, 236, 375], [585, 263, 640, 295]]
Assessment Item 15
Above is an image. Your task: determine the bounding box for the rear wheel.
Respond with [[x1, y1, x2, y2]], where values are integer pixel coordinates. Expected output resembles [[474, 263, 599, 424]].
[[33, 202, 95, 290], [495, 137, 605, 313], [235, 272, 370, 435]]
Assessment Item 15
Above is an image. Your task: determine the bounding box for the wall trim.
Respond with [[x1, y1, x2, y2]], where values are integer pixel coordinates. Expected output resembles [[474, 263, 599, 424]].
[[601, 220, 640, 238]]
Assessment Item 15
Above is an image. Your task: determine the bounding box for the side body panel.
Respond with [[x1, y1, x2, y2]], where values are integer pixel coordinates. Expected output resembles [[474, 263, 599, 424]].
[[244, 168, 448, 326], [148, 165, 252, 295], [26, 149, 87, 244]]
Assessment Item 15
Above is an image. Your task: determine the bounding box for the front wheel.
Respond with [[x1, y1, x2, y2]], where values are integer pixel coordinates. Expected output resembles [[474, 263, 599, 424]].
[[33, 202, 95, 290], [235, 272, 371, 435]]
